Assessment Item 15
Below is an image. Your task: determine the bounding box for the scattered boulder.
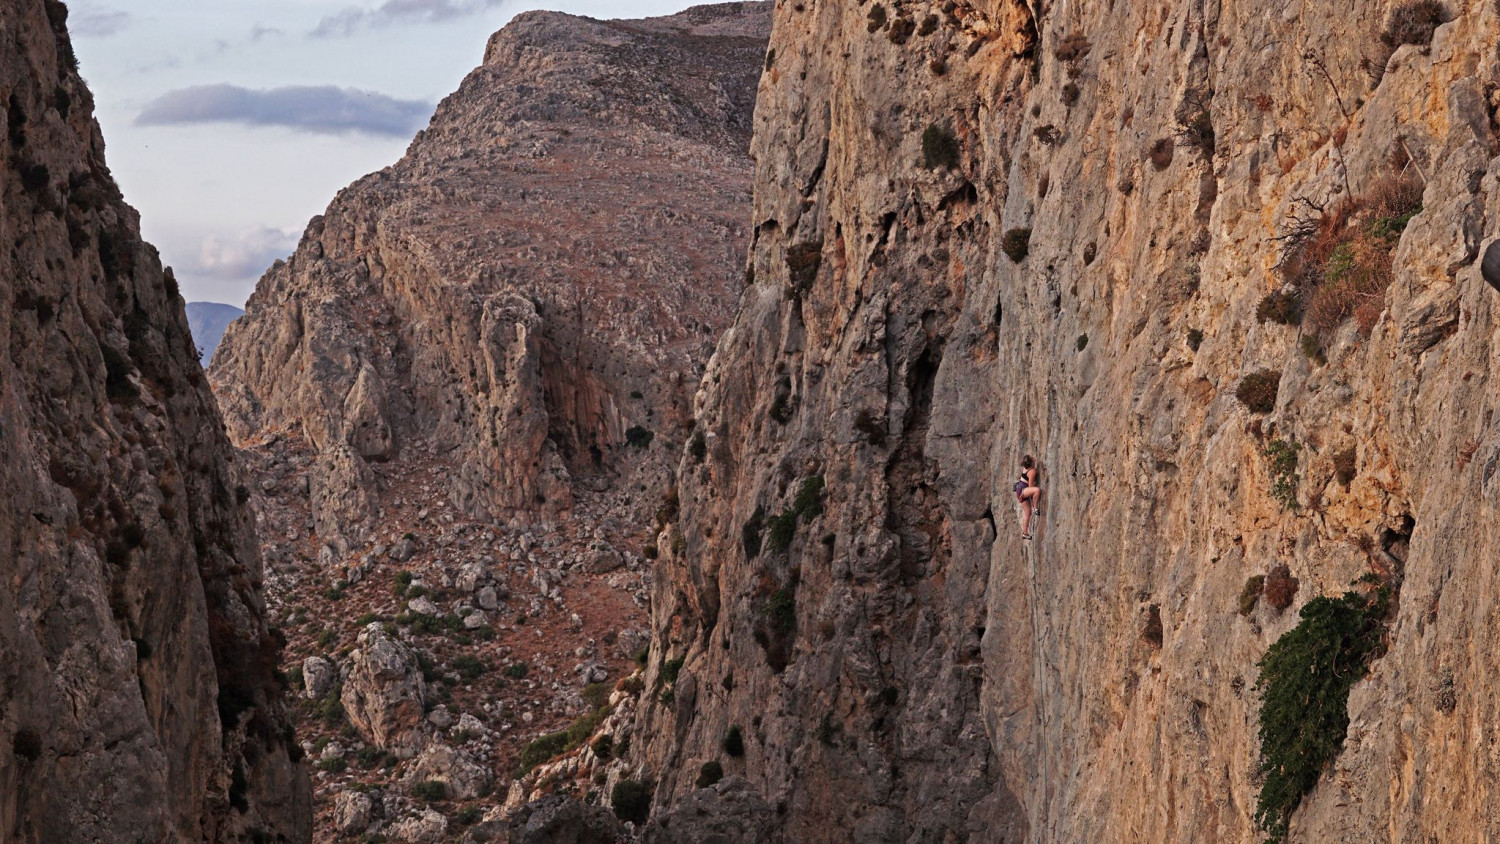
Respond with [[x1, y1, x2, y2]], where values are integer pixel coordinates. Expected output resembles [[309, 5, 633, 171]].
[[405, 742, 494, 800], [427, 705, 455, 730], [456, 562, 488, 593], [477, 586, 501, 610], [334, 789, 379, 836], [341, 623, 427, 749], [586, 547, 624, 574], [391, 537, 417, 561], [389, 808, 449, 843], [409, 595, 440, 616], [302, 656, 338, 700]]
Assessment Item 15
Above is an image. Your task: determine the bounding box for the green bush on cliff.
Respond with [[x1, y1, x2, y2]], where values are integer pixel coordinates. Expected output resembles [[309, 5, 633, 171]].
[[1262, 438, 1301, 511], [765, 511, 798, 553], [1253, 586, 1391, 841], [611, 778, 653, 824], [696, 759, 724, 788]]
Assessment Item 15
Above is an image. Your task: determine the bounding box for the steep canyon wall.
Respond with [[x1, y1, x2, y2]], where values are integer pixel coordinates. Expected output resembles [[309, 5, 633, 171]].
[[0, 1, 309, 840], [631, 0, 1500, 841]]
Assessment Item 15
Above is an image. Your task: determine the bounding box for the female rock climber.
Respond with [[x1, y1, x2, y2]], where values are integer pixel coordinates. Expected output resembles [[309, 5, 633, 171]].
[[1015, 455, 1041, 539]]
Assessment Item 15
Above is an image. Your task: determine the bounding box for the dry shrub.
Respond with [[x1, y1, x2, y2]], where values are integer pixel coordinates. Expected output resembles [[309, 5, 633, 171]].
[[1332, 446, 1356, 486], [1002, 228, 1031, 263], [1236, 370, 1281, 414], [1381, 1, 1447, 48], [1256, 290, 1302, 325], [1142, 604, 1163, 647], [1304, 236, 1391, 335], [888, 15, 916, 44], [1053, 33, 1091, 63], [1148, 138, 1174, 170], [1284, 172, 1422, 337], [1366, 172, 1424, 222], [1263, 564, 1299, 611]]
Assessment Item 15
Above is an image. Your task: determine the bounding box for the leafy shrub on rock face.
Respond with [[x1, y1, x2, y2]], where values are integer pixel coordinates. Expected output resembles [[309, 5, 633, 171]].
[[765, 511, 798, 553], [921, 124, 960, 170], [722, 725, 745, 758], [1254, 587, 1391, 841], [1238, 575, 1265, 616], [1235, 370, 1280, 414], [696, 760, 724, 788], [1262, 439, 1301, 511], [1001, 228, 1031, 263]]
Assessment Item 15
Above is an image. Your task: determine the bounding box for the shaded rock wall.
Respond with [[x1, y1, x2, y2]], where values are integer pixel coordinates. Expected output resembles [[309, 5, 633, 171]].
[[0, 1, 309, 840], [632, 0, 1500, 841]]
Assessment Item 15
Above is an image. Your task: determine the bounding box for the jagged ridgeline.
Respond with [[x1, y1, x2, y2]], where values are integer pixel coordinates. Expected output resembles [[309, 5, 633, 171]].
[[0, 0, 309, 840], [211, 3, 769, 554]]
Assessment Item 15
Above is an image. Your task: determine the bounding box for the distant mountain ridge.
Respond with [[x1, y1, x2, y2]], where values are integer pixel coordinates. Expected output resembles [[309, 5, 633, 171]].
[[184, 301, 243, 366]]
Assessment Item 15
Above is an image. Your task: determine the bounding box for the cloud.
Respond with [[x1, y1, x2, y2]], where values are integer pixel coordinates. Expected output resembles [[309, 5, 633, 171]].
[[312, 0, 508, 38], [184, 226, 300, 282], [135, 84, 432, 136], [250, 24, 284, 41], [70, 8, 132, 37]]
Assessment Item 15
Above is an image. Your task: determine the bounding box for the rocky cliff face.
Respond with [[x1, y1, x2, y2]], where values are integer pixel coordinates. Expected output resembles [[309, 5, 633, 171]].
[[0, 1, 309, 840], [630, 0, 1500, 841], [211, 3, 768, 552]]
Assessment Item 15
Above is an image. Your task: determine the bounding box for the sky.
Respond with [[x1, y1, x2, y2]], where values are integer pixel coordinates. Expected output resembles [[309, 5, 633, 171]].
[[67, 0, 698, 305]]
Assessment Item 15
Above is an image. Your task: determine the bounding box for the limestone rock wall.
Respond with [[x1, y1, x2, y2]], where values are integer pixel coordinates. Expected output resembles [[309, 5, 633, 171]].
[[211, 2, 771, 551], [0, 1, 310, 840], [632, 0, 1500, 841]]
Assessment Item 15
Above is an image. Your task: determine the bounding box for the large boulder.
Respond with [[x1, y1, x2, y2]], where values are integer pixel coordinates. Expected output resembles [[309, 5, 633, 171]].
[[389, 808, 449, 843], [341, 622, 426, 749], [404, 742, 493, 800], [334, 789, 381, 836], [302, 655, 338, 700]]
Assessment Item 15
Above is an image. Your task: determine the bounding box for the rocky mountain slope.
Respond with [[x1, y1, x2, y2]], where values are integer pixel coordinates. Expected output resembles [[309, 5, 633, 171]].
[[211, 2, 767, 554], [206, 4, 769, 840], [186, 301, 245, 366], [617, 0, 1500, 841], [0, 1, 308, 840]]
